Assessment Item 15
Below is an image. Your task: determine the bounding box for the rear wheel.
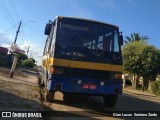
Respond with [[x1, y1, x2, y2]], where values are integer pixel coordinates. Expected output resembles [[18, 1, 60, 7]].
[[103, 94, 118, 107]]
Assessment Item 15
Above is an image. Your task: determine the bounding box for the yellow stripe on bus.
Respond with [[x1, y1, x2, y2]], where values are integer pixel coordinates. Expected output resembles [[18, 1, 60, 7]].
[[49, 58, 123, 72]]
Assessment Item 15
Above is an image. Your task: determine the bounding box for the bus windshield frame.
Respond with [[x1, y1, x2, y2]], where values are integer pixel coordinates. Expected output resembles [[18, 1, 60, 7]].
[[55, 18, 122, 63]]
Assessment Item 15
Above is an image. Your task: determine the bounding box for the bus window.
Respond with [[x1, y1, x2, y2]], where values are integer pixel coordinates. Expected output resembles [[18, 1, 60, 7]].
[[113, 31, 120, 52], [44, 36, 52, 55]]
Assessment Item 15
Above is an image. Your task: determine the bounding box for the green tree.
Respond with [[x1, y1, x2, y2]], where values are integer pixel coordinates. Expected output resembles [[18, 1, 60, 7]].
[[122, 41, 160, 90], [140, 45, 160, 91], [124, 33, 149, 44], [30, 58, 35, 64], [122, 41, 146, 88], [0, 52, 7, 66], [21, 58, 34, 68], [16, 53, 28, 66]]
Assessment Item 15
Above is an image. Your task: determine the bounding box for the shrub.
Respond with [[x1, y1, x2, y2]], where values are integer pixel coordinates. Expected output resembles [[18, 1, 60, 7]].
[[21, 59, 34, 68], [0, 52, 7, 66], [151, 80, 160, 95]]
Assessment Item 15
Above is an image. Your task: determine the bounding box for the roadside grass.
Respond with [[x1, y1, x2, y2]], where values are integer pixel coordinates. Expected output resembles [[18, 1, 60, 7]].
[[0, 68, 26, 77]]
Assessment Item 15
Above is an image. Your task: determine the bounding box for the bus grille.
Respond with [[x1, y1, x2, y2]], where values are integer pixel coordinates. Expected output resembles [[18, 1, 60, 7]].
[[70, 68, 111, 80]]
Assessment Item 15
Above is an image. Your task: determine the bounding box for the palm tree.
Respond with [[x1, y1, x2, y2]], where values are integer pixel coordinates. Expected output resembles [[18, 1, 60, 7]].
[[124, 33, 149, 44]]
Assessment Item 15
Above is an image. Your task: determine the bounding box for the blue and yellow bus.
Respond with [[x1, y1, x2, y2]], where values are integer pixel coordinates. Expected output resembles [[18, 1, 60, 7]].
[[42, 16, 123, 107]]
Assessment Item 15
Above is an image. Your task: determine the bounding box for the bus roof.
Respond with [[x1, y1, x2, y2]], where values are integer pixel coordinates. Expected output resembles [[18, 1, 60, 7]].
[[55, 16, 119, 29]]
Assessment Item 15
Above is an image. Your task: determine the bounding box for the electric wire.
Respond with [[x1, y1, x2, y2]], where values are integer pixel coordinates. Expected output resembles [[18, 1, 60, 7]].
[[0, 0, 16, 25], [0, 3, 13, 26], [0, 23, 19, 34]]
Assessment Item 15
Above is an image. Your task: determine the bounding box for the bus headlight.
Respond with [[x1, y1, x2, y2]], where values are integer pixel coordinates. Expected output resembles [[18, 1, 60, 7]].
[[100, 81, 104, 86], [77, 80, 82, 84]]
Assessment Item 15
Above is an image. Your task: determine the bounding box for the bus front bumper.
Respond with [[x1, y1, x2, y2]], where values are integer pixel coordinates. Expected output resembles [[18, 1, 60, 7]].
[[47, 77, 122, 95]]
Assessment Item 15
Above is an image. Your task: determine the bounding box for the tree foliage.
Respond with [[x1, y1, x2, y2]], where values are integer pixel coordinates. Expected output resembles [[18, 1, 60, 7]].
[[140, 45, 160, 90], [16, 53, 28, 66], [122, 41, 160, 90], [151, 80, 160, 95], [122, 41, 146, 75], [0, 52, 7, 66], [21, 58, 34, 68], [124, 33, 149, 44]]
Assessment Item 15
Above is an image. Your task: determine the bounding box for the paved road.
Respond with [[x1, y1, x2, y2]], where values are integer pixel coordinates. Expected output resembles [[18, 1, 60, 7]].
[[42, 91, 160, 120]]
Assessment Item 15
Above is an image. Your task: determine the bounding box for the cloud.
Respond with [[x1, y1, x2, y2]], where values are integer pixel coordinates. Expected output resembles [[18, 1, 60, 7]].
[[0, 33, 43, 65], [19, 41, 34, 52], [19, 40, 43, 65], [0, 34, 14, 47]]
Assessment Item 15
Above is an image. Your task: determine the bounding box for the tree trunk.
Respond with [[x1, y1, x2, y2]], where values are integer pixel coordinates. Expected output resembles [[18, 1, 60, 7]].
[[148, 80, 153, 92], [142, 76, 149, 91], [136, 76, 140, 89], [132, 75, 136, 88]]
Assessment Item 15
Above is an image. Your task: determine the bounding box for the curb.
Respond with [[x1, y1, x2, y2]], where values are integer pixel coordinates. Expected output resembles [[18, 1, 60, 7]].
[[123, 89, 160, 98]]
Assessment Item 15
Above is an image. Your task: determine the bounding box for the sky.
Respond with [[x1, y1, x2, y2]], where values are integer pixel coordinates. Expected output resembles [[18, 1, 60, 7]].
[[0, 0, 160, 65]]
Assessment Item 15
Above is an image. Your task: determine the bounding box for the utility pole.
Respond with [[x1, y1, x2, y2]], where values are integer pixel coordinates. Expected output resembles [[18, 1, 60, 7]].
[[9, 20, 34, 78], [14, 21, 22, 44], [27, 45, 30, 56], [9, 21, 22, 78]]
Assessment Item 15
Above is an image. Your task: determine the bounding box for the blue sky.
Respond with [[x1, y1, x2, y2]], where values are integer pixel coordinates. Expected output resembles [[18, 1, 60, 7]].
[[0, 0, 160, 65]]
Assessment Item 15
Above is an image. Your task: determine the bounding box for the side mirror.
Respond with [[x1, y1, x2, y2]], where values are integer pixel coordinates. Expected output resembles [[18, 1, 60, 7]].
[[44, 23, 52, 35], [119, 32, 123, 46]]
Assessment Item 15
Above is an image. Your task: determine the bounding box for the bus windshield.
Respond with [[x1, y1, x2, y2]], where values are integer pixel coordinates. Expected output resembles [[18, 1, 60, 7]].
[[55, 18, 121, 62]]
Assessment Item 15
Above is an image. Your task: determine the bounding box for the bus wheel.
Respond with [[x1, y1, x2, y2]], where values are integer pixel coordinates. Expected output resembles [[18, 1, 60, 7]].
[[103, 94, 118, 107], [45, 90, 55, 102]]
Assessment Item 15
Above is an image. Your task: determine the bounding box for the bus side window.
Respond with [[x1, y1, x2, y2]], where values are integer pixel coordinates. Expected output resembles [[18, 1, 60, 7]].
[[50, 25, 58, 57], [44, 35, 52, 55], [43, 39, 49, 55]]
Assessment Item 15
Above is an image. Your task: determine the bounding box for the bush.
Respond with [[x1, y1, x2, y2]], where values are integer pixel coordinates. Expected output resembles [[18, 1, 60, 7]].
[[21, 59, 34, 68], [0, 52, 7, 66], [151, 80, 160, 95]]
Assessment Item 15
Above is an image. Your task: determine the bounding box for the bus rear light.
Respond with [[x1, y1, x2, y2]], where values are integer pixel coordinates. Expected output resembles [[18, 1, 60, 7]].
[[50, 66, 64, 74], [50, 67, 55, 73], [113, 73, 122, 80]]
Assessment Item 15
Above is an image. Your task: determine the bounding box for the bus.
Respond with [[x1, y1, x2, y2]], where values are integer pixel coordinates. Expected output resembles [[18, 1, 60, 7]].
[[42, 16, 123, 107]]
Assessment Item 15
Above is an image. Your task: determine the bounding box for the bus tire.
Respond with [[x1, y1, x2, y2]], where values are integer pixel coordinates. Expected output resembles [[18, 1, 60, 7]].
[[46, 90, 55, 102], [103, 94, 118, 107]]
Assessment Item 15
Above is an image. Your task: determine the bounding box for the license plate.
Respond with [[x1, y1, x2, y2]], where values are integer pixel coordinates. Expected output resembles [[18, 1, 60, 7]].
[[83, 84, 96, 89]]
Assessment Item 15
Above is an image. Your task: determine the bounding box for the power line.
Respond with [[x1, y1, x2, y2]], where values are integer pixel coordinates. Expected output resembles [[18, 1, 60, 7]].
[[0, 23, 19, 34], [0, 0, 16, 25], [0, 3, 13, 26], [8, 0, 19, 23]]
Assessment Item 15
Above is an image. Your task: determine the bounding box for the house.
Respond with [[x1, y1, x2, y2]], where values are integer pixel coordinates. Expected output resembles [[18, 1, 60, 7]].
[[0, 46, 8, 54]]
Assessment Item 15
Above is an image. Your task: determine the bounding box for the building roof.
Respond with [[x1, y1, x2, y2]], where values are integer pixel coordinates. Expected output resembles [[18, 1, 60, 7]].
[[0, 47, 8, 54]]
